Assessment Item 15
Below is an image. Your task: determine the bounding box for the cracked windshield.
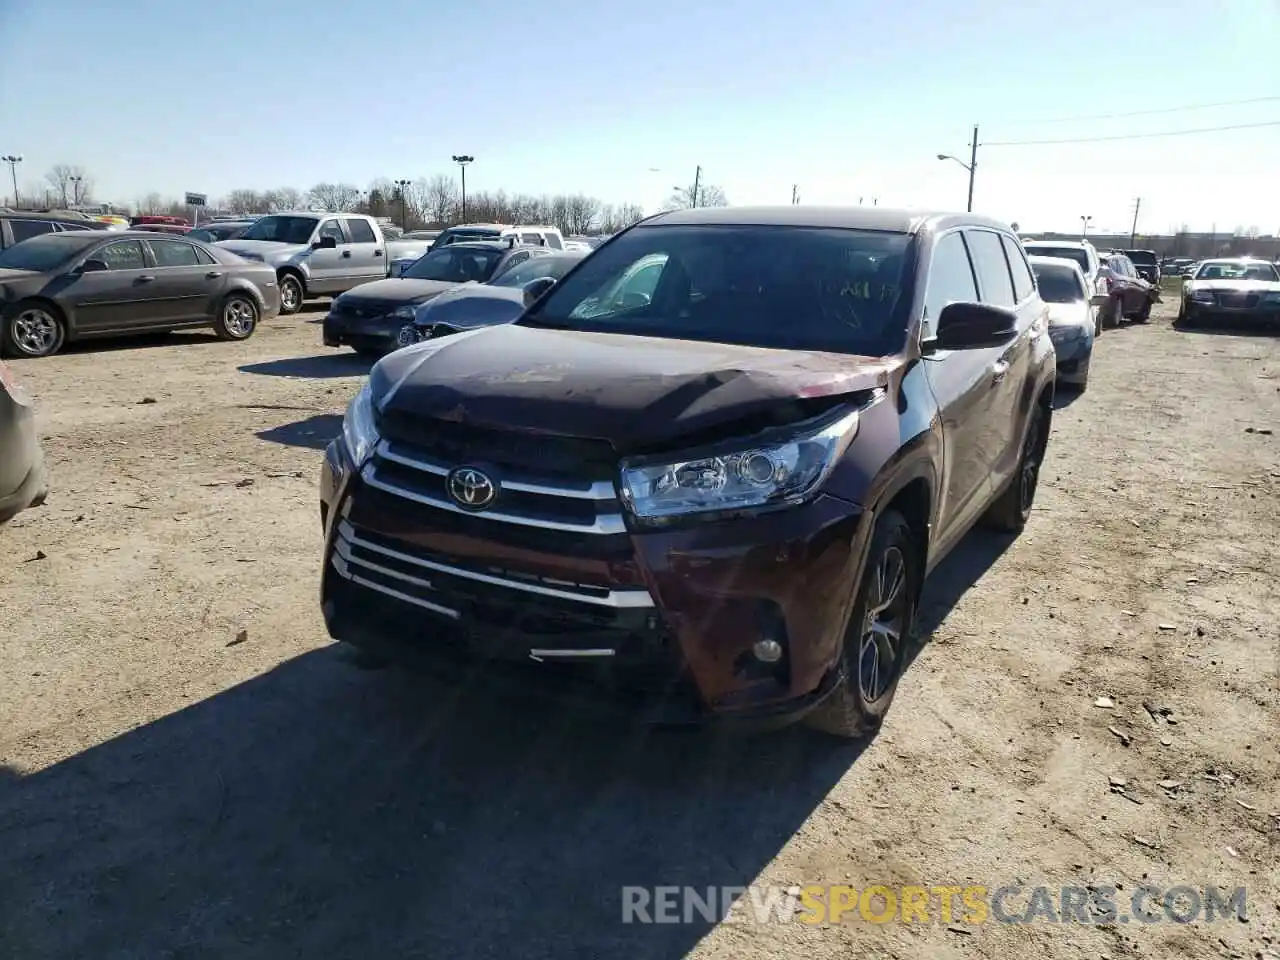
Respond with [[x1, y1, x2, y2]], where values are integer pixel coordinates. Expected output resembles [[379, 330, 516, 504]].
[[0, 1, 1275, 958]]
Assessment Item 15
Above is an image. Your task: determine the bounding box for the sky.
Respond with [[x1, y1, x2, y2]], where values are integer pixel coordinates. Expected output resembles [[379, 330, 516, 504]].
[[0, 0, 1276, 235]]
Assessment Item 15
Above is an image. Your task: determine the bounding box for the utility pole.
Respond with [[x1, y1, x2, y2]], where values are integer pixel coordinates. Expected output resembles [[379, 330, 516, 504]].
[[451, 155, 474, 222], [935, 124, 978, 212], [1129, 197, 1142, 247], [71, 175, 82, 206], [394, 179, 411, 230], [967, 124, 977, 213], [2, 154, 22, 208], [690, 165, 701, 208], [791, 184, 799, 205]]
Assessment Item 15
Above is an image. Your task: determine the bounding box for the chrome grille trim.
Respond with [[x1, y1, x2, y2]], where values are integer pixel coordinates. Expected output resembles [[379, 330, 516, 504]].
[[361, 461, 626, 534], [336, 520, 654, 608], [330, 553, 461, 619], [377, 440, 616, 500]]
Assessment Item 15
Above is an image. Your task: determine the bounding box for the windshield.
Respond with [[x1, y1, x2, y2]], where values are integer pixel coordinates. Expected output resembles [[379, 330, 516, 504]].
[[521, 224, 914, 355], [1031, 264, 1085, 303], [0, 233, 97, 271], [490, 255, 586, 288], [1194, 261, 1280, 282], [403, 246, 504, 282], [1025, 245, 1090, 274], [238, 215, 318, 244]]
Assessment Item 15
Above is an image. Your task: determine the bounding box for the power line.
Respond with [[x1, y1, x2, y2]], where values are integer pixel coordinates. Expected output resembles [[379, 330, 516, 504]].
[[983, 120, 1280, 147], [998, 95, 1280, 126]]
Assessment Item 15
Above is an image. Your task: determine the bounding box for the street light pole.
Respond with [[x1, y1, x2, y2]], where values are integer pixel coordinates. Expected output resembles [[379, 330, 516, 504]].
[[1080, 215, 1093, 239], [451, 155, 474, 222], [935, 124, 978, 212], [69, 175, 83, 207], [394, 179, 411, 230], [690, 165, 701, 208], [2, 155, 23, 208]]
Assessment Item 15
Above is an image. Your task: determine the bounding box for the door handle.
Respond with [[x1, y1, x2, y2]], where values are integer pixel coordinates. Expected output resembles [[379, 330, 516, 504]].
[[991, 360, 1009, 383], [373, 249, 383, 257], [136, 275, 155, 283], [341, 250, 352, 258], [205, 271, 222, 279]]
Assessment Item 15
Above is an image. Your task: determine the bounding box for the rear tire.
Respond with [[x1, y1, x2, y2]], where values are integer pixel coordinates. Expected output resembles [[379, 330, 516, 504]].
[[804, 510, 919, 740], [3, 300, 67, 358], [213, 293, 259, 341], [984, 401, 1049, 533], [1104, 297, 1124, 329]]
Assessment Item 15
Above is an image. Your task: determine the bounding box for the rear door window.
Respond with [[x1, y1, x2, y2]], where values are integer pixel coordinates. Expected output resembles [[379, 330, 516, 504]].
[[344, 218, 377, 243], [148, 239, 202, 267], [964, 229, 1016, 308]]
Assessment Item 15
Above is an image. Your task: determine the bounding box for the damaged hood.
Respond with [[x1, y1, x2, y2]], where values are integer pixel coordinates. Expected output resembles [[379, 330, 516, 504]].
[[342, 277, 458, 304], [375, 324, 891, 450]]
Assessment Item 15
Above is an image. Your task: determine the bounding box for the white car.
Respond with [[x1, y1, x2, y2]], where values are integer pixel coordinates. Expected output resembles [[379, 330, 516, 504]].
[[1029, 255, 1108, 390], [1024, 239, 1104, 297]]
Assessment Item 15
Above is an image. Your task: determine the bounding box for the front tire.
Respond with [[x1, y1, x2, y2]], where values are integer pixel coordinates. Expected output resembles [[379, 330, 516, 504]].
[[804, 510, 919, 740], [213, 293, 259, 341], [277, 273, 304, 315], [984, 401, 1049, 533], [3, 301, 67, 358]]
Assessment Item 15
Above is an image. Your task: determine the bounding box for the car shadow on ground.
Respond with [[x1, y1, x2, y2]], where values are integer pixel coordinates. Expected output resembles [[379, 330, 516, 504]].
[[256, 413, 343, 450], [1172, 323, 1280, 339], [0, 647, 870, 958], [239, 354, 373, 379], [910, 529, 1016, 659], [57, 330, 223, 355], [1053, 387, 1085, 409]]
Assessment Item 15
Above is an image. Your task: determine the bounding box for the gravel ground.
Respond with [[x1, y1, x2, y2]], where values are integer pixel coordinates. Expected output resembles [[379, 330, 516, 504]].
[[1, 300, 1277, 960]]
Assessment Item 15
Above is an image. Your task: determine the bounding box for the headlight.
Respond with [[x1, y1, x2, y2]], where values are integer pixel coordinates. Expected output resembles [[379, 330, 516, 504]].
[[1049, 325, 1084, 343], [341, 384, 380, 467], [392, 304, 418, 320], [1190, 289, 1214, 302], [619, 403, 869, 523]]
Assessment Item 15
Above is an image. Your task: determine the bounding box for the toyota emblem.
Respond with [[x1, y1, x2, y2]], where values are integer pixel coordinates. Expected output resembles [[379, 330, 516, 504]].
[[446, 466, 497, 510]]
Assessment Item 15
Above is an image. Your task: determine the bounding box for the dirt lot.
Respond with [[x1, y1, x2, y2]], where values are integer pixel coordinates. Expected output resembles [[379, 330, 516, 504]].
[[1, 299, 1277, 960]]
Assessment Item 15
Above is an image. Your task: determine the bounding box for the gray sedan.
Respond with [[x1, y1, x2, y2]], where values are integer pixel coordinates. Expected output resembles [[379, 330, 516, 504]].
[[0, 231, 281, 357], [0, 359, 47, 523]]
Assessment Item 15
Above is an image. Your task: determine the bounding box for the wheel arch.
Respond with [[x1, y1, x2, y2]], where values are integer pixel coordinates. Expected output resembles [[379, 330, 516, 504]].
[[5, 295, 75, 342]]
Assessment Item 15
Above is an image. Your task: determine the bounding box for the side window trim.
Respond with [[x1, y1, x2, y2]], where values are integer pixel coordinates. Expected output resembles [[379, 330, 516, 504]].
[[999, 233, 1036, 303]]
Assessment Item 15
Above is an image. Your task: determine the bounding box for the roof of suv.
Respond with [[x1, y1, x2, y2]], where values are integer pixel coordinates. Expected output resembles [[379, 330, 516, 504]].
[[1024, 239, 1094, 249], [643, 205, 1013, 234]]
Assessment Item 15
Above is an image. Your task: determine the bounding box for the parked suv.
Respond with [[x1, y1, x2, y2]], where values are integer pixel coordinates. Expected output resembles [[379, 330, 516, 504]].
[[319, 207, 1056, 737], [1097, 251, 1159, 325], [1, 213, 106, 251], [1121, 249, 1161, 285]]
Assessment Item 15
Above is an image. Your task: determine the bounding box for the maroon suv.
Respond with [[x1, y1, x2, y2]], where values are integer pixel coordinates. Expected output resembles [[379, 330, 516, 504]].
[[319, 207, 1056, 737]]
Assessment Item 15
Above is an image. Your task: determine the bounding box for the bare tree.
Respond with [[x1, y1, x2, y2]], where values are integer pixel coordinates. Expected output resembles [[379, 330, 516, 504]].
[[599, 202, 645, 233], [665, 182, 728, 210], [224, 189, 269, 215], [562, 194, 601, 235], [422, 174, 459, 225], [307, 182, 361, 211], [45, 163, 91, 206], [263, 186, 303, 212]]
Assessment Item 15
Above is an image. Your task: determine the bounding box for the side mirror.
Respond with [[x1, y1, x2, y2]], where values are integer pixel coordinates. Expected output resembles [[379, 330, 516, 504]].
[[1089, 294, 1110, 307], [522, 276, 557, 307], [927, 302, 1019, 352], [79, 258, 109, 273], [313, 235, 338, 250]]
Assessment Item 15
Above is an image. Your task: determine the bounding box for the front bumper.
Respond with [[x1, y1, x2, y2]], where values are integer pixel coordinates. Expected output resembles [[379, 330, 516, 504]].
[[322, 308, 412, 352], [318, 440, 870, 726], [0, 410, 47, 523], [1182, 300, 1280, 326]]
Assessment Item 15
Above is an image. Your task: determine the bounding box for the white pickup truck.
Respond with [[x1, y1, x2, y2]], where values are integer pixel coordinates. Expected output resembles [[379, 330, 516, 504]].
[[215, 212, 431, 314]]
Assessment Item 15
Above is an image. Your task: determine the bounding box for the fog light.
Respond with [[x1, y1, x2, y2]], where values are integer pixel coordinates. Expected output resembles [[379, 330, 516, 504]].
[[752, 638, 784, 663]]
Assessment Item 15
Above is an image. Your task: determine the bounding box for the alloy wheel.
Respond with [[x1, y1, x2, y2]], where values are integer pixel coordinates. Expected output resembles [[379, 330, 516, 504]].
[[1019, 411, 1045, 513], [858, 545, 907, 703], [12, 308, 60, 355], [223, 298, 256, 336], [280, 279, 301, 311]]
